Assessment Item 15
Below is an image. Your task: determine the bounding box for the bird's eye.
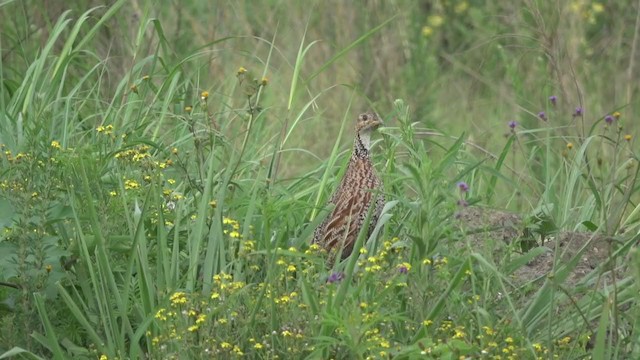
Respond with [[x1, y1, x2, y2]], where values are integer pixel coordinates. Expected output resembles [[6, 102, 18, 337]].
[[361, 114, 368, 121]]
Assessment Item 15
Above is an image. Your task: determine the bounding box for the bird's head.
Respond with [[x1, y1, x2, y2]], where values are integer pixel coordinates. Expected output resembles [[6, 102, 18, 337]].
[[355, 112, 383, 134]]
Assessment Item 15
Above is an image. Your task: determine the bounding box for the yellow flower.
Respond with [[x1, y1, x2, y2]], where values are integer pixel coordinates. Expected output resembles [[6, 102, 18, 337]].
[[613, 111, 621, 119], [287, 264, 297, 272], [209, 200, 217, 208], [221, 342, 232, 349], [188, 325, 199, 332], [237, 66, 247, 75], [261, 77, 268, 86], [422, 319, 433, 326], [170, 291, 187, 306], [566, 142, 574, 150], [201, 90, 209, 100], [454, 1, 469, 13], [421, 26, 433, 37], [625, 134, 632, 141], [397, 262, 412, 272], [592, 3, 604, 13], [185, 105, 193, 113], [171, 147, 178, 154], [428, 15, 444, 28], [229, 230, 241, 238], [254, 343, 263, 349], [155, 308, 167, 321], [99, 355, 108, 360], [51, 140, 61, 149], [124, 179, 140, 190], [130, 84, 138, 94]]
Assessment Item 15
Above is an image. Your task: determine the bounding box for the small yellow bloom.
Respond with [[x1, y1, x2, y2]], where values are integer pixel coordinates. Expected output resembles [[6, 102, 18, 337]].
[[454, 1, 469, 13], [188, 325, 199, 332], [221, 342, 232, 349], [124, 179, 140, 190], [167, 178, 176, 185], [254, 343, 263, 349], [397, 262, 412, 272], [209, 200, 217, 208], [287, 264, 296, 272], [237, 66, 247, 75], [185, 105, 193, 113], [142, 75, 150, 80], [45, 264, 52, 273], [613, 111, 621, 119], [99, 355, 108, 360], [171, 147, 178, 155], [422, 319, 433, 326], [566, 142, 574, 150], [201, 90, 209, 100], [428, 15, 444, 28], [130, 84, 138, 94], [592, 3, 604, 13], [261, 77, 268, 86], [421, 26, 433, 38], [51, 140, 61, 149], [624, 134, 632, 141]]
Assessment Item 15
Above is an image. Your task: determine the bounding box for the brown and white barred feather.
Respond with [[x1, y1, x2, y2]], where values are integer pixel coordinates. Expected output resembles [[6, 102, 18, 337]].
[[312, 112, 384, 260]]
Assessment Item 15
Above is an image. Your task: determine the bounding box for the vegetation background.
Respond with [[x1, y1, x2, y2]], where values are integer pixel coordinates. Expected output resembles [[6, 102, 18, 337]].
[[1, 0, 639, 359]]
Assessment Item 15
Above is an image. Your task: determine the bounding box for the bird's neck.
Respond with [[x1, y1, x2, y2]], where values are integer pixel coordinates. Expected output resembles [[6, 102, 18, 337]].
[[353, 131, 371, 159]]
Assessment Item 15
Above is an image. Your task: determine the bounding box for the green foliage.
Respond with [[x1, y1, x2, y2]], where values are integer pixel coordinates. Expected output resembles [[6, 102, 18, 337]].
[[1, 1, 640, 359]]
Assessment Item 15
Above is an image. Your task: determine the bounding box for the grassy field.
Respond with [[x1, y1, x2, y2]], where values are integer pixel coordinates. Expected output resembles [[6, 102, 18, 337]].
[[1, 0, 640, 358]]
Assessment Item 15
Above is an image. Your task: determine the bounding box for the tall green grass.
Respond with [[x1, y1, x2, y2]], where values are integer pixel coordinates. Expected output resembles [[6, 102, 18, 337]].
[[1, 1, 639, 359]]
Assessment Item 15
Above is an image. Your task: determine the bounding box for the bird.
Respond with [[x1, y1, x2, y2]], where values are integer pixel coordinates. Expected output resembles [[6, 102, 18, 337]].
[[312, 111, 385, 261]]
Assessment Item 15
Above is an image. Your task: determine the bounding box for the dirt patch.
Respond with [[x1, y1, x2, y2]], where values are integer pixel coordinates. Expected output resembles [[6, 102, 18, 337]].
[[456, 206, 628, 287]]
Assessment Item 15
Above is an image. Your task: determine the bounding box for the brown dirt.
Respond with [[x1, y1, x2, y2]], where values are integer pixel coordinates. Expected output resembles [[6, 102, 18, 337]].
[[455, 206, 628, 287]]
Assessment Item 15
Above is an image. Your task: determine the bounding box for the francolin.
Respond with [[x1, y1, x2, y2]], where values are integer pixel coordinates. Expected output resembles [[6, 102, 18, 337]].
[[313, 112, 385, 261]]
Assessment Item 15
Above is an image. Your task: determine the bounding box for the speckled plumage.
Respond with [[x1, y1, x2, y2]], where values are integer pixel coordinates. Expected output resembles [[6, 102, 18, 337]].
[[313, 112, 385, 260]]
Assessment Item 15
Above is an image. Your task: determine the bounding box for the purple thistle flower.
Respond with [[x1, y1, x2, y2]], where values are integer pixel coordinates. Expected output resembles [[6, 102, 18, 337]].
[[538, 111, 547, 121], [327, 272, 344, 284], [573, 107, 583, 117], [604, 115, 614, 125], [398, 265, 409, 274], [549, 95, 557, 106], [457, 181, 469, 193], [508, 120, 518, 129]]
